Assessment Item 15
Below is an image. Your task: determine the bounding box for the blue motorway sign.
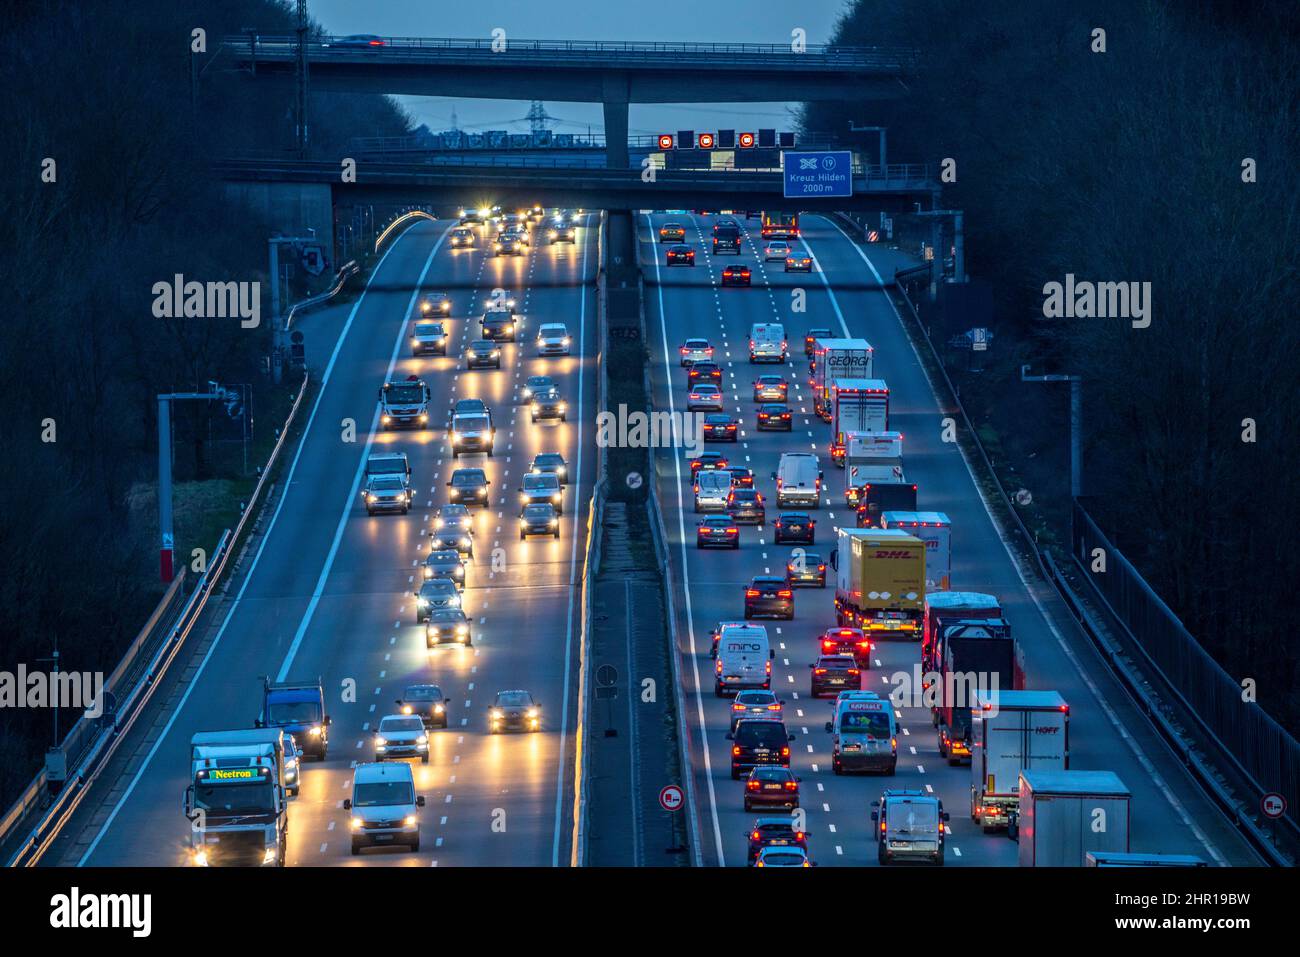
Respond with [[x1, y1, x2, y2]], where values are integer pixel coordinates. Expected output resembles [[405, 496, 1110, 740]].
[[782, 151, 853, 198]]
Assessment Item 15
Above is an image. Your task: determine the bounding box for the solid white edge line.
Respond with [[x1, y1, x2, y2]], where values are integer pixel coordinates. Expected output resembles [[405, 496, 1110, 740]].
[[77, 224, 433, 867]]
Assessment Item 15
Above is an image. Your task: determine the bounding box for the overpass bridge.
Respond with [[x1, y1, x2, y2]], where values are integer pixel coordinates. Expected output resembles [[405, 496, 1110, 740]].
[[224, 34, 914, 167]]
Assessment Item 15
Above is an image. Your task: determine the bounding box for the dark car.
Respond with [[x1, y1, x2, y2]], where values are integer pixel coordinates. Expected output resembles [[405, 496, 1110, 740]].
[[488, 690, 541, 733], [726, 466, 755, 489], [666, 244, 695, 265], [431, 504, 474, 557], [819, 627, 872, 666], [785, 548, 827, 588], [449, 227, 475, 248], [729, 719, 793, 778], [721, 265, 751, 286], [810, 654, 862, 697], [687, 362, 723, 387], [529, 452, 569, 485], [547, 222, 576, 244], [493, 233, 525, 256], [744, 575, 792, 620], [397, 685, 449, 729], [422, 548, 466, 587], [446, 468, 491, 507], [756, 403, 793, 431], [702, 413, 739, 443], [659, 222, 686, 243], [520, 503, 560, 539], [804, 328, 833, 357], [425, 607, 472, 647], [410, 320, 448, 356], [364, 474, 410, 515], [773, 512, 816, 545], [466, 339, 502, 369], [746, 817, 808, 864], [689, 452, 729, 478], [752, 375, 788, 402], [521, 375, 555, 401], [727, 488, 766, 526], [414, 578, 462, 623], [744, 767, 801, 812], [481, 310, 518, 342], [784, 252, 813, 272], [696, 516, 740, 550], [330, 34, 386, 49], [530, 387, 567, 423]]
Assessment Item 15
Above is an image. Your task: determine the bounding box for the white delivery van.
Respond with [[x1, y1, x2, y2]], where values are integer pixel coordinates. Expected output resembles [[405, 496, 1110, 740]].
[[775, 452, 822, 507], [714, 624, 773, 696], [344, 761, 425, 855], [749, 323, 787, 363], [694, 469, 733, 512]]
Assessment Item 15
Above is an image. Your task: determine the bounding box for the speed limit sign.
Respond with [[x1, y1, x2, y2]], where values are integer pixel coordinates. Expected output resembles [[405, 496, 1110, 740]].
[[658, 785, 684, 813]]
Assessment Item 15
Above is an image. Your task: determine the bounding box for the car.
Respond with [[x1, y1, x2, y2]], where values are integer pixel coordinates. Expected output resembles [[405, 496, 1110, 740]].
[[450, 410, 494, 458], [449, 227, 475, 248], [431, 503, 475, 556], [729, 719, 793, 778], [363, 474, 410, 515], [753, 846, 813, 867], [520, 471, 564, 514], [425, 607, 472, 647], [536, 323, 572, 356], [419, 293, 452, 318], [755, 403, 793, 431], [665, 244, 695, 266], [763, 240, 791, 262], [679, 339, 714, 366], [729, 689, 785, 731], [346, 762, 424, 855], [702, 413, 739, 442], [744, 575, 792, 619], [529, 451, 569, 485], [744, 767, 801, 812], [282, 734, 302, 796], [493, 233, 525, 256], [696, 516, 740, 550], [446, 468, 491, 508], [745, 817, 809, 863], [713, 218, 739, 233], [373, 714, 429, 764], [501, 223, 530, 246], [773, 512, 816, 545], [819, 626, 872, 666], [466, 339, 502, 369], [804, 328, 833, 357], [520, 502, 560, 539], [726, 466, 755, 489], [785, 252, 813, 272], [521, 375, 556, 401], [786, 549, 827, 588], [458, 207, 488, 224], [752, 375, 788, 402], [726, 488, 766, 525], [414, 578, 462, 622], [528, 204, 546, 221], [810, 654, 862, 697], [658, 222, 686, 243], [872, 790, 948, 865], [686, 360, 723, 386], [410, 320, 448, 356], [488, 690, 541, 733], [547, 222, 576, 244], [721, 265, 751, 286], [422, 548, 466, 587], [689, 451, 729, 478], [397, 685, 449, 729], [480, 310, 518, 342], [530, 387, 567, 423], [329, 34, 386, 49], [686, 384, 723, 411]]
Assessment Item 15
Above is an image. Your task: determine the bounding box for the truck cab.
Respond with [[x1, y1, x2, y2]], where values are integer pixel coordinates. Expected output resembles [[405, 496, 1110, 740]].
[[185, 729, 288, 866], [826, 691, 897, 774], [256, 678, 330, 760], [379, 375, 430, 430]]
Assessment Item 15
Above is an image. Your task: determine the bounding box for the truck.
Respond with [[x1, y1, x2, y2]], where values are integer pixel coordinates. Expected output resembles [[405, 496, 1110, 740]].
[[844, 431, 903, 501], [882, 511, 952, 590], [256, 678, 330, 760], [184, 729, 288, 867], [969, 690, 1069, 830], [1015, 770, 1131, 867], [829, 379, 889, 466], [931, 620, 1026, 764], [364, 452, 413, 504], [378, 375, 430, 430], [811, 338, 873, 420], [831, 528, 926, 641], [922, 591, 1001, 673]]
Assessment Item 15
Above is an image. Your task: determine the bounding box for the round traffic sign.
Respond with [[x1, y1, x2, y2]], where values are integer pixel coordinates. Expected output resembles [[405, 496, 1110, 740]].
[[658, 784, 684, 812], [1261, 792, 1287, 819], [596, 664, 618, 688]]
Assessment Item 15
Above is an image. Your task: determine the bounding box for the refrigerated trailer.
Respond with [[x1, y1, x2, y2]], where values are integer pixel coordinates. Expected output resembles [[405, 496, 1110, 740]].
[[829, 379, 889, 466], [969, 690, 1069, 830], [811, 338, 873, 420], [882, 511, 951, 590], [1016, 770, 1131, 867]]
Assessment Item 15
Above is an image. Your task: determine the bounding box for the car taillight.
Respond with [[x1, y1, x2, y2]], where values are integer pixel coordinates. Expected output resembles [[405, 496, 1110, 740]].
[[767, 703, 781, 711], [732, 703, 745, 711], [784, 781, 798, 790], [747, 781, 760, 790], [777, 590, 792, 598], [858, 640, 871, 648], [848, 669, 860, 676], [822, 641, 834, 651], [818, 564, 826, 571], [733, 746, 741, 756], [745, 589, 760, 597], [781, 413, 790, 419], [751, 831, 761, 841], [727, 528, 738, 534], [814, 668, 826, 675], [781, 747, 790, 757]]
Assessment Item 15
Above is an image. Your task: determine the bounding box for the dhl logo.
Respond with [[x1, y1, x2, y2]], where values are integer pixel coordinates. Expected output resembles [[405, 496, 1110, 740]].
[[871, 550, 918, 559]]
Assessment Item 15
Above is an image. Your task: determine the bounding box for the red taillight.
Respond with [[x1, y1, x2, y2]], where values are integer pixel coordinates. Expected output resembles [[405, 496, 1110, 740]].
[[777, 590, 792, 598], [784, 781, 797, 790], [781, 413, 790, 419], [732, 703, 745, 711], [814, 668, 827, 675], [368, 39, 384, 46], [745, 589, 760, 597], [781, 747, 790, 757], [822, 641, 834, 651], [858, 640, 870, 648], [818, 564, 826, 571], [848, 669, 860, 676], [733, 746, 741, 756], [767, 703, 781, 711], [726, 528, 738, 534], [747, 780, 760, 790], [751, 831, 761, 841]]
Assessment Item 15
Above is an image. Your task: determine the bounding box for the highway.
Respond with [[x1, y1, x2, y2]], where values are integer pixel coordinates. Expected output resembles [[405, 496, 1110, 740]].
[[642, 211, 1260, 867], [47, 215, 596, 867]]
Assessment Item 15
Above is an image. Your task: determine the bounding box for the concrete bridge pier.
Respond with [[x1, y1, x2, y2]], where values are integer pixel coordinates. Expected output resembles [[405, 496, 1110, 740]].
[[602, 73, 630, 170], [605, 209, 641, 336]]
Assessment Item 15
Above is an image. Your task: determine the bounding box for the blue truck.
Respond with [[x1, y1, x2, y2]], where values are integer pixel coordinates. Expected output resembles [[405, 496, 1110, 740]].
[[256, 678, 330, 760]]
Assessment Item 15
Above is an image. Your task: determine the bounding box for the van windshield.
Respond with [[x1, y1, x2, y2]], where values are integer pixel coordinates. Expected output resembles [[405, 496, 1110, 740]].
[[352, 781, 414, 808], [840, 711, 891, 737], [267, 701, 320, 724], [889, 802, 939, 832], [384, 384, 424, 404]]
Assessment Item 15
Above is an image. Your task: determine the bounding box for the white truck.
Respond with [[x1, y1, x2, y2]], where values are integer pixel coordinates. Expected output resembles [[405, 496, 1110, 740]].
[[811, 338, 872, 419], [829, 378, 889, 467], [1014, 770, 1130, 867], [881, 511, 952, 590], [969, 690, 1069, 830], [184, 729, 289, 867], [845, 431, 903, 503]]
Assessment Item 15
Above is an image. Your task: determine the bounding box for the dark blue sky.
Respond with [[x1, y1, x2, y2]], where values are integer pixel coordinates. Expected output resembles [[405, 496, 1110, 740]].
[[308, 0, 851, 138]]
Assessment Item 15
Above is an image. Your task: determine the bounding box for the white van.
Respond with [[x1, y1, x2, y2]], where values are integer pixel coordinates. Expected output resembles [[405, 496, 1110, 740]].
[[714, 623, 773, 696], [825, 691, 897, 774], [344, 761, 425, 855], [694, 469, 732, 512], [775, 452, 822, 507], [749, 323, 787, 363]]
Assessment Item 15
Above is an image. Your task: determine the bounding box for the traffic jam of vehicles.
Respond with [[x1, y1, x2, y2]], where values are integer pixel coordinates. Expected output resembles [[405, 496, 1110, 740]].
[[184, 207, 583, 864], [660, 211, 1118, 869]]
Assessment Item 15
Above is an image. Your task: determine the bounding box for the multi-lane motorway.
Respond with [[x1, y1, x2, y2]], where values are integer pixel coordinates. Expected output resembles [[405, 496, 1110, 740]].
[[642, 211, 1260, 867], [47, 215, 597, 867]]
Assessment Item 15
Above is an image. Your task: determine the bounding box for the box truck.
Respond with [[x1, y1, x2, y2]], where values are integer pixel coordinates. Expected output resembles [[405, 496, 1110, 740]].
[[831, 528, 926, 640], [811, 338, 872, 420], [1015, 770, 1131, 867], [844, 431, 903, 504], [969, 690, 1069, 830], [829, 379, 889, 466]]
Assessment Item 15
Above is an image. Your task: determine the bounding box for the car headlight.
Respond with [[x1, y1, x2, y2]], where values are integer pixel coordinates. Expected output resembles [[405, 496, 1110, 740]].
[[417, 735, 428, 745], [417, 597, 428, 607], [527, 708, 539, 718], [490, 708, 503, 719], [374, 736, 387, 746], [192, 850, 209, 867], [562, 337, 571, 346], [263, 847, 277, 864], [381, 415, 391, 424], [309, 725, 322, 737], [449, 596, 461, 607], [519, 517, 528, 525], [350, 817, 363, 831], [456, 625, 468, 635], [460, 537, 470, 546], [450, 432, 460, 443], [549, 519, 557, 527], [491, 350, 500, 357], [434, 704, 445, 713], [552, 493, 561, 503], [404, 815, 418, 828]]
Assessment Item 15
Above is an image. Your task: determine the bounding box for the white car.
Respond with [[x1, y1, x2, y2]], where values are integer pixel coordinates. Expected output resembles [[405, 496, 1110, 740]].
[[679, 338, 714, 367], [687, 384, 724, 412], [537, 323, 572, 356], [763, 241, 791, 262], [373, 714, 429, 764]]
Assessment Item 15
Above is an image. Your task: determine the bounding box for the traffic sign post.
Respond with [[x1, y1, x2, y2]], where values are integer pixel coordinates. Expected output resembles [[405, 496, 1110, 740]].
[[1262, 791, 1287, 848], [782, 150, 853, 199], [659, 785, 686, 854]]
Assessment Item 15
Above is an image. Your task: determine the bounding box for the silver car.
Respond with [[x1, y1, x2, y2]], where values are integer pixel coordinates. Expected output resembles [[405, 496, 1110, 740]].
[[364, 474, 410, 515], [536, 323, 571, 356], [520, 472, 564, 514], [373, 714, 429, 764]]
